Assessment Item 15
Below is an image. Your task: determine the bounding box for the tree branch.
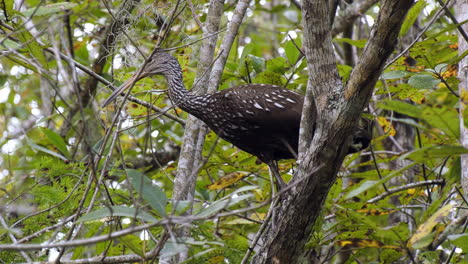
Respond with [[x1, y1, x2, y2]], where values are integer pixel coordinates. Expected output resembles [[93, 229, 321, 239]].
[[331, 0, 379, 37], [367, 180, 445, 203]]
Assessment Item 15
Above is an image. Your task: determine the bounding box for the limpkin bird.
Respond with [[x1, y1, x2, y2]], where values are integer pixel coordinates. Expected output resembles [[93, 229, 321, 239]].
[[103, 51, 370, 187]]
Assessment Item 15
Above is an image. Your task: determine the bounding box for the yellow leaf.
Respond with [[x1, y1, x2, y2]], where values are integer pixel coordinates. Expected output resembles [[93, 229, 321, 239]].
[[126, 103, 147, 116], [225, 213, 265, 225], [356, 208, 396, 216], [407, 188, 416, 195], [441, 64, 457, 78], [208, 255, 225, 264], [206, 172, 249, 190], [337, 239, 401, 250], [377, 117, 396, 136], [460, 90, 468, 104], [407, 204, 454, 248]]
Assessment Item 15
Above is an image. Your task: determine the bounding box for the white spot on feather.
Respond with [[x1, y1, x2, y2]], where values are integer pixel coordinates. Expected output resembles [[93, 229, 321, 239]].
[[274, 102, 285, 108], [254, 102, 263, 109]]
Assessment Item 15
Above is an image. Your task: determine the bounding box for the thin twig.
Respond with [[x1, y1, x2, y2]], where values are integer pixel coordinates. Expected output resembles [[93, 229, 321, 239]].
[[187, 0, 204, 30]]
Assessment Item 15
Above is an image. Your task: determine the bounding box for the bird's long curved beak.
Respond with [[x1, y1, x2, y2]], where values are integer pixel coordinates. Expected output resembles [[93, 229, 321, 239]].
[[102, 73, 142, 107]]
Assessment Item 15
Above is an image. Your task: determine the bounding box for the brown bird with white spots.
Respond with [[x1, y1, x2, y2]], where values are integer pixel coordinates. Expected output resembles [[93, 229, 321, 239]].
[[103, 51, 370, 188]]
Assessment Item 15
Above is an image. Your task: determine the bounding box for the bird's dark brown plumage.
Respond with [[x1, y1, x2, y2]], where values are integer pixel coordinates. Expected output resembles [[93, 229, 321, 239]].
[[103, 51, 369, 166], [193, 84, 303, 163]]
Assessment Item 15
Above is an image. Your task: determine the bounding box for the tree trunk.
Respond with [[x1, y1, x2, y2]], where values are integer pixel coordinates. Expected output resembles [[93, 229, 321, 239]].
[[251, 1, 414, 263], [456, 0, 468, 195]]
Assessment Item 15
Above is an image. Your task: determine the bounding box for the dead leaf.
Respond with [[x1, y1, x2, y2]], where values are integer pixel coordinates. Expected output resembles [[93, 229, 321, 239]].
[[206, 172, 249, 190]]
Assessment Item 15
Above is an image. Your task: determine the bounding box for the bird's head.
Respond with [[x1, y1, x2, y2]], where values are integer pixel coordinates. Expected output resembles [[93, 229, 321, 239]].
[[102, 51, 180, 107], [141, 51, 181, 76]]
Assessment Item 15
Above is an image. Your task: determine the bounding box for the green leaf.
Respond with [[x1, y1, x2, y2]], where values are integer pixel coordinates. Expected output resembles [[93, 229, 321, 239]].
[[408, 204, 453, 249], [401, 145, 468, 162], [410, 232, 435, 249], [22, 2, 77, 17], [77, 205, 157, 223], [253, 71, 284, 86], [4, 54, 41, 73], [334, 38, 367, 48], [0, 0, 14, 20], [408, 74, 440, 89], [284, 40, 301, 64], [337, 64, 353, 83], [0, 75, 8, 87], [266, 57, 288, 73], [28, 141, 68, 161], [118, 235, 145, 257], [127, 169, 167, 216], [341, 208, 380, 230], [196, 193, 253, 218], [419, 252, 440, 263], [160, 242, 188, 258], [447, 157, 461, 182], [344, 180, 378, 200], [41, 128, 70, 159], [420, 106, 459, 138], [381, 70, 408, 80], [14, 23, 48, 70], [246, 55, 265, 73], [377, 100, 422, 118], [400, 0, 427, 36], [2, 38, 22, 50], [448, 234, 468, 252], [231, 185, 259, 194], [239, 44, 254, 69], [172, 200, 191, 214], [434, 63, 448, 74], [393, 84, 425, 103]]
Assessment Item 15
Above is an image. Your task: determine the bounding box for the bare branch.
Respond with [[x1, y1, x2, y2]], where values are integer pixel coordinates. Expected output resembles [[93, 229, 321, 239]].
[[367, 180, 445, 203], [207, 0, 252, 92]]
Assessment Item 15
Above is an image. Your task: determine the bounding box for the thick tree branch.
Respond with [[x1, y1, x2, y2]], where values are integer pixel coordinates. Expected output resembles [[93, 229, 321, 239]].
[[252, 1, 414, 263], [331, 0, 379, 37], [457, 0, 468, 194]]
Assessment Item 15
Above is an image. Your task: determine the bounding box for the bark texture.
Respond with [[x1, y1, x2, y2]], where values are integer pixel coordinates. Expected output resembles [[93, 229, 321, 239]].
[[456, 0, 468, 194], [252, 1, 415, 263]]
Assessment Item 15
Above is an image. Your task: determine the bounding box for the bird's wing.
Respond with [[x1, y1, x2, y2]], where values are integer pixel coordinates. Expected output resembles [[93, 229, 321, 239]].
[[221, 84, 304, 128]]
